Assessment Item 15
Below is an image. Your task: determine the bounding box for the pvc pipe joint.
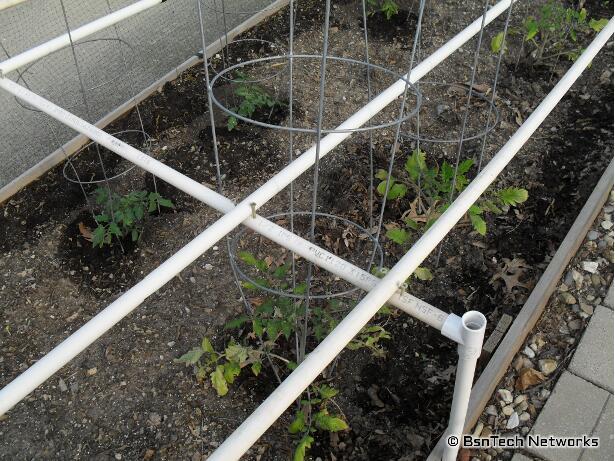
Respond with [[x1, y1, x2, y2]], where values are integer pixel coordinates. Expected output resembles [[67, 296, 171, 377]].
[[441, 311, 486, 353]]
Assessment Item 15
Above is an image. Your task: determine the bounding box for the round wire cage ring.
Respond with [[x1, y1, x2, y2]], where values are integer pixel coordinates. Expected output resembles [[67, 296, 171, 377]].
[[400, 81, 500, 144], [62, 129, 151, 185], [209, 38, 288, 83], [201, 0, 282, 16], [229, 212, 384, 300], [209, 54, 422, 134], [14, 37, 136, 113]]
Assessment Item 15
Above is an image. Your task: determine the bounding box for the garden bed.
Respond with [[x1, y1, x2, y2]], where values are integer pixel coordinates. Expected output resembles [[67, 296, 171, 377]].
[[0, 0, 613, 460]]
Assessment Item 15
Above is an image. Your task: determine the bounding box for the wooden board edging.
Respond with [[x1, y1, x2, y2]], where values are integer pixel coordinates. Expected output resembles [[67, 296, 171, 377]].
[[464, 158, 614, 432]]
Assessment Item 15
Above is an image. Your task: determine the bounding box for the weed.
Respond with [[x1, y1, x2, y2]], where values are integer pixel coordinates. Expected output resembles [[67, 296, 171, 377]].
[[92, 187, 174, 248]]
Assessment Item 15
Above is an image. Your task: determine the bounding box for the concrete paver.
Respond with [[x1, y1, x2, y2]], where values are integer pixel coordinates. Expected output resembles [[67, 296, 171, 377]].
[[580, 395, 614, 461], [569, 305, 614, 392], [527, 371, 610, 461]]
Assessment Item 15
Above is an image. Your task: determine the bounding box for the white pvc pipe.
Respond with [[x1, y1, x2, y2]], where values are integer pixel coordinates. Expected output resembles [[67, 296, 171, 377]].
[[0, 0, 27, 12], [0, 0, 163, 75], [0, 0, 514, 416], [440, 312, 486, 461], [208, 20, 614, 460]]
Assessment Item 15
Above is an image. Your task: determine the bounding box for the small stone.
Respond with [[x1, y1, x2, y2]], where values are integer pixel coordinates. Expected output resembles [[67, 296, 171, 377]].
[[506, 412, 519, 429], [601, 220, 613, 230], [189, 277, 196, 284], [538, 359, 557, 375], [205, 264, 214, 271], [580, 303, 594, 315], [523, 346, 536, 358], [571, 270, 584, 290], [534, 337, 546, 349], [481, 426, 493, 437], [86, 367, 97, 376], [497, 389, 513, 404], [519, 412, 531, 422], [587, 230, 600, 241], [114, 454, 122, 460], [515, 400, 528, 413], [514, 394, 528, 405], [485, 405, 498, 416], [560, 292, 577, 305], [167, 341, 175, 347], [502, 405, 514, 416], [568, 319, 582, 331], [591, 274, 602, 288], [58, 378, 68, 392], [582, 261, 599, 274]]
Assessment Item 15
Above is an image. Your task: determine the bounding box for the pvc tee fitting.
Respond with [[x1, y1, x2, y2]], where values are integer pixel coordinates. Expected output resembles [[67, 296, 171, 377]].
[[440, 311, 487, 355]]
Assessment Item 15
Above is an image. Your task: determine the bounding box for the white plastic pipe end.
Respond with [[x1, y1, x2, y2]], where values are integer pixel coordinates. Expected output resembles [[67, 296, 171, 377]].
[[441, 311, 486, 354]]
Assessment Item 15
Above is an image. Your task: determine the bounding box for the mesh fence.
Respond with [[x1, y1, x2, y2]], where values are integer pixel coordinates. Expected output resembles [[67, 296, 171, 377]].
[[0, 0, 274, 187]]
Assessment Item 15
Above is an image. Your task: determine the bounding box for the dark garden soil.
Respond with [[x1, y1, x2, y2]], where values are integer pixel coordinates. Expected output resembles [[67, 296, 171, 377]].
[[0, 0, 613, 460]]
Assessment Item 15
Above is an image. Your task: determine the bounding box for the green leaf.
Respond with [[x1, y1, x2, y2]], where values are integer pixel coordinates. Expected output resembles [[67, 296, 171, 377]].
[[470, 212, 487, 236], [413, 266, 433, 281], [314, 412, 349, 432], [525, 19, 539, 40], [589, 18, 608, 33], [387, 183, 407, 200], [131, 228, 139, 241], [225, 343, 249, 364], [405, 149, 427, 181], [491, 31, 506, 53], [288, 410, 306, 434], [223, 361, 241, 384], [158, 198, 174, 208], [92, 225, 106, 248], [227, 115, 238, 131], [458, 158, 474, 175], [375, 169, 389, 181], [175, 347, 204, 365], [293, 282, 307, 295], [109, 222, 122, 237], [238, 251, 258, 266], [318, 385, 339, 400], [252, 319, 264, 337], [273, 264, 290, 279], [224, 315, 250, 330], [497, 188, 529, 206], [293, 435, 314, 461], [386, 228, 409, 245], [201, 337, 215, 354], [251, 361, 262, 376], [482, 199, 502, 214], [287, 361, 298, 371], [210, 365, 228, 396]]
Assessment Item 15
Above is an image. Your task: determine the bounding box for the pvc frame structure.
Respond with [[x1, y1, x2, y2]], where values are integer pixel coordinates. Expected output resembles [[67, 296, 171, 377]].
[[0, 0, 514, 413], [0, 0, 610, 459]]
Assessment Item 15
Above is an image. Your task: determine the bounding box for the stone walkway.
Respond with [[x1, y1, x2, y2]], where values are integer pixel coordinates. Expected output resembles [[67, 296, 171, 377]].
[[512, 283, 614, 461]]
